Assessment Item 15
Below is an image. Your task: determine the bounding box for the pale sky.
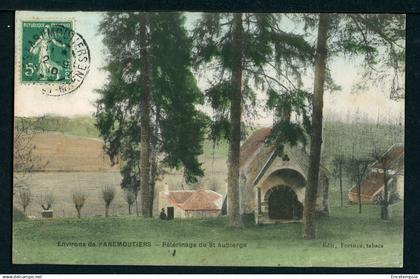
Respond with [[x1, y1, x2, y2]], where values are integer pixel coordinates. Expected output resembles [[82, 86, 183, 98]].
[[14, 11, 404, 125]]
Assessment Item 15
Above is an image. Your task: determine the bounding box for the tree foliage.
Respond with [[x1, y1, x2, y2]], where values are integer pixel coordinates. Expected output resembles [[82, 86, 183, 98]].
[[266, 88, 312, 156], [302, 13, 405, 239], [193, 13, 314, 227], [96, 12, 208, 203], [14, 117, 49, 193], [193, 13, 314, 147], [310, 14, 405, 100]]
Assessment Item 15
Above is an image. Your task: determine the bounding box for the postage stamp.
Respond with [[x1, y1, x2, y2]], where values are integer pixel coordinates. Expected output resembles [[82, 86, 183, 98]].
[[22, 21, 73, 84], [17, 19, 90, 96]]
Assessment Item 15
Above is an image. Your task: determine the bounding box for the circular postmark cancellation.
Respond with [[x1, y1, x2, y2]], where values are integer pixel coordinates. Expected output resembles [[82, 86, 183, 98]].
[[21, 21, 90, 96]]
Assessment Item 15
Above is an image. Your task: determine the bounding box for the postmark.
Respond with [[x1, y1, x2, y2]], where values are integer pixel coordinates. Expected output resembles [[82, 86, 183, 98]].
[[21, 21, 90, 96]]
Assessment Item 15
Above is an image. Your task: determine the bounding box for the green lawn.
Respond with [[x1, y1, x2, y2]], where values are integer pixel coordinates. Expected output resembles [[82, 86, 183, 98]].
[[13, 203, 403, 267]]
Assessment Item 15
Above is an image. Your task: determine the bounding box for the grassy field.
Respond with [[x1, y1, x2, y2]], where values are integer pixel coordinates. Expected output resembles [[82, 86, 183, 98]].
[[15, 116, 100, 139], [13, 202, 403, 267]]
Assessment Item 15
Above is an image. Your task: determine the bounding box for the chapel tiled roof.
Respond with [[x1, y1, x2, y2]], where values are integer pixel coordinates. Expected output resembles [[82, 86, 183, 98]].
[[239, 128, 272, 167]]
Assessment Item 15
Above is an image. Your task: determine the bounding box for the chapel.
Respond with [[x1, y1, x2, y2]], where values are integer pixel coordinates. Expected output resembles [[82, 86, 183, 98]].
[[238, 128, 330, 224]]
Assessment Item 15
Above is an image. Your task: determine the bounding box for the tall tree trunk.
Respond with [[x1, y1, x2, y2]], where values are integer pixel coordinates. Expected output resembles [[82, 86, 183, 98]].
[[149, 106, 160, 216], [303, 13, 330, 240], [139, 13, 152, 218], [381, 173, 390, 220], [339, 162, 343, 208], [358, 182, 362, 214], [135, 193, 139, 217], [227, 13, 244, 228]]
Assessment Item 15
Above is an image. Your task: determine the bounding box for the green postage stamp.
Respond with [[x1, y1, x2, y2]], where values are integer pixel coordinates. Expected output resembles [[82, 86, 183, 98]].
[[17, 17, 90, 96], [22, 21, 73, 84]]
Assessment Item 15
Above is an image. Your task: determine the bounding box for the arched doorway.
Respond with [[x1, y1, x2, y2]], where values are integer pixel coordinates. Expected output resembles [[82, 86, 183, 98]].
[[266, 186, 303, 220]]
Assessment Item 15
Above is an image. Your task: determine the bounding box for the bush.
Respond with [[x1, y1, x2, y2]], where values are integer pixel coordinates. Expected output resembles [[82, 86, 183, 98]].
[[102, 186, 116, 217], [72, 191, 86, 218], [39, 191, 55, 210], [18, 189, 31, 215]]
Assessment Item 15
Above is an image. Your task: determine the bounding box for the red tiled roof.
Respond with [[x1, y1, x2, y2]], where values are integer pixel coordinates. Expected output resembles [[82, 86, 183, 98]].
[[168, 191, 194, 204], [180, 190, 222, 211], [349, 144, 404, 199], [350, 172, 385, 197], [372, 144, 404, 170], [239, 128, 272, 167], [166, 190, 223, 211]]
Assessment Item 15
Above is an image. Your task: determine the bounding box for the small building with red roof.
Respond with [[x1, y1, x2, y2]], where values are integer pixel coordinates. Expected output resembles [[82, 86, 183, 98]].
[[348, 143, 404, 204], [159, 187, 224, 218]]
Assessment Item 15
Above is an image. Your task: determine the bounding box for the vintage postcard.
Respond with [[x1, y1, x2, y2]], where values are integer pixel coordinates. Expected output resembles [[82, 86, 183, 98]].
[[13, 11, 405, 267]]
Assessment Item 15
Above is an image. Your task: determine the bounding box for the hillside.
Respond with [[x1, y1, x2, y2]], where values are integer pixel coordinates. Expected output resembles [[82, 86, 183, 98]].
[[15, 116, 404, 174], [31, 133, 119, 172], [14, 116, 99, 138]]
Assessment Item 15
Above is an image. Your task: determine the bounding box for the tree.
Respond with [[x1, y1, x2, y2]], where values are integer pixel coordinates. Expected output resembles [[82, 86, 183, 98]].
[[303, 14, 331, 239], [18, 189, 31, 215], [39, 191, 55, 211], [96, 12, 208, 217], [72, 191, 86, 219], [102, 185, 116, 217], [193, 13, 313, 227], [303, 13, 405, 239], [370, 147, 403, 220], [138, 13, 152, 218], [346, 157, 372, 214], [13, 116, 48, 194], [331, 155, 346, 208], [123, 189, 136, 215]]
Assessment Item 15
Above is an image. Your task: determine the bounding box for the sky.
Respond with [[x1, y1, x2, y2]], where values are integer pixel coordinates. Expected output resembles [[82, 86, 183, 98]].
[[14, 11, 405, 125]]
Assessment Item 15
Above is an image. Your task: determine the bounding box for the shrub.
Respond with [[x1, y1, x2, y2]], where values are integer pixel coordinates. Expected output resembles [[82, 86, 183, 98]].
[[18, 189, 31, 215], [39, 191, 55, 210], [123, 189, 136, 215], [102, 186, 116, 217], [72, 191, 86, 218]]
